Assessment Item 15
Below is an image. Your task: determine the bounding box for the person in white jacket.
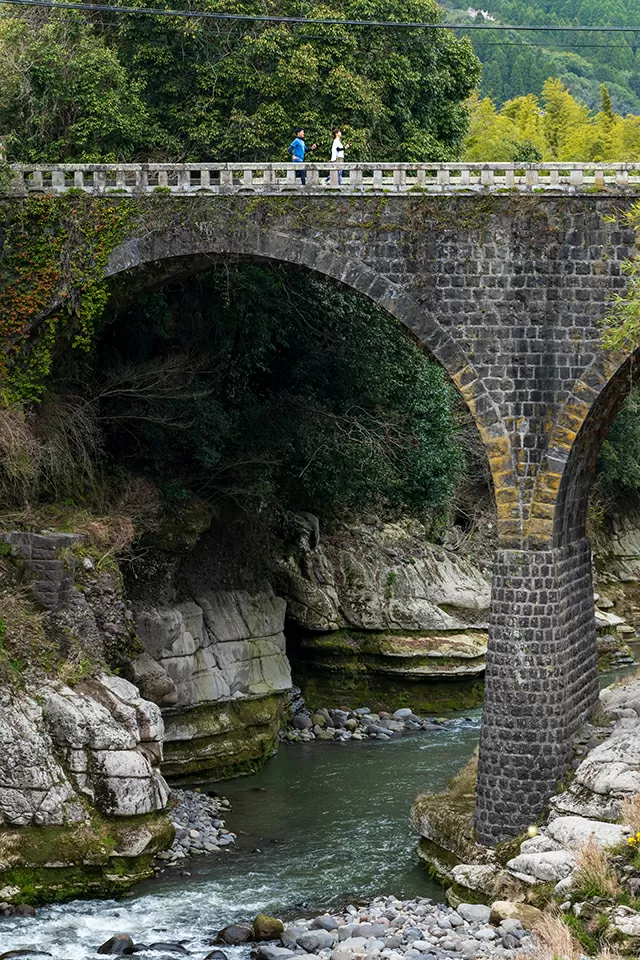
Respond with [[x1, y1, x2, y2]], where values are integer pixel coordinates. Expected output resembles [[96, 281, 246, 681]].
[[325, 128, 350, 185]]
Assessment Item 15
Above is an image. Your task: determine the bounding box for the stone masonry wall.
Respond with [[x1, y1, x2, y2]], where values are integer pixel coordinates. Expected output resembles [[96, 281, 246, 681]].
[[476, 539, 598, 843]]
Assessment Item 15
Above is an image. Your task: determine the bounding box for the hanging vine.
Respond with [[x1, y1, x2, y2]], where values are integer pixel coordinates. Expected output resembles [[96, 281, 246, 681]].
[[0, 192, 138, 403]]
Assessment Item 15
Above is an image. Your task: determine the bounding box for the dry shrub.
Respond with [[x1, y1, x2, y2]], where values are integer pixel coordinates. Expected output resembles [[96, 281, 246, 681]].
[[0, 397, 101, 507], [532, 914, 580, 960], [0, 405, 40, 503], [76, 514, 135, 553], [621, 792, 640, 833], [109, 474, 163, 534], [574, 835, 621, 898], [596, 946, 625, 960]]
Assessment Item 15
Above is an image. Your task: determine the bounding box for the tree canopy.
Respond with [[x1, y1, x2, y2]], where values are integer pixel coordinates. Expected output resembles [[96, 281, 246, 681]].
[[464, 80, 640, 161], [0, 0, 481, 162]]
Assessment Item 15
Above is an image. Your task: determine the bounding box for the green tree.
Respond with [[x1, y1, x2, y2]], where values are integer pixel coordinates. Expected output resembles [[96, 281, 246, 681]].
[[0, 14, 158, 161], [1, 0, 481, 163], [95, 265, 462, 518]]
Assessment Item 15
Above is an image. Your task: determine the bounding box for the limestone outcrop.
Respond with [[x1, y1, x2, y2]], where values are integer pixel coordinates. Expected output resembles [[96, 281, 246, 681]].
[[277, 515, 492, 634], [133, 588, 292, 778], [412, 677, 640, 925], [275, 515, 490, 708], [0, 675, 172, 904]]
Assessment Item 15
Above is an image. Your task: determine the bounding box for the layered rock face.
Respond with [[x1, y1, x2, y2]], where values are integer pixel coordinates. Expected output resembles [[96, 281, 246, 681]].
[[276, 516, 491, 711], [132, 589, 292, 778], [0, 674, 172, 905]]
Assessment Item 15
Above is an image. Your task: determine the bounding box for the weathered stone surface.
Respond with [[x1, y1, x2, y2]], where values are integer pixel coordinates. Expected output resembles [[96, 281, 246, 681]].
[[121, 653, 178, 707], [451, 863, 501, 895], [572, 728, 640, 796], [277, 518, 491, 635], [41, 676, 169, 817], [135, 588, 291, 778], [506, 850, 576, 882], [488, 901, 543, 930], [0, 696, 84, 827], [545, 815, 630, 850]]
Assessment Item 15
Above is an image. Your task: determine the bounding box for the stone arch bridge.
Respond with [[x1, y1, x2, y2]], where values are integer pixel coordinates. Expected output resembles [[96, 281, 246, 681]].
[[7, 160, 640, 844]]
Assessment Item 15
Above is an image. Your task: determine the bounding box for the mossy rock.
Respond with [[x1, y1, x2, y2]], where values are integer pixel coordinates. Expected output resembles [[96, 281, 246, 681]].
[[0, 810, 173, 905], [162, 692, 289, 780], [253, 914, 285, 940], [412, 756, 496, 869]]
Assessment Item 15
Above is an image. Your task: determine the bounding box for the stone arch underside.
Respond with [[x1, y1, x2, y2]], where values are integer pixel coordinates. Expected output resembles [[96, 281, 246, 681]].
[[106, 226, 509, 491]]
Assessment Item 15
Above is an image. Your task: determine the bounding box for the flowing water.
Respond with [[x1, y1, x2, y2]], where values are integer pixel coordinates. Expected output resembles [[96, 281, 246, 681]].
[[0, 716, 482, 959]]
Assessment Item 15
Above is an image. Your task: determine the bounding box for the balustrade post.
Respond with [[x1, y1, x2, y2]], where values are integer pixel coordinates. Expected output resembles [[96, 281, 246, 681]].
[[373, 169, 383, 190], [525, 168, 539, 189], [31, 169, 44, 192], [199, 169, 210, 190], [51, 169, 66, 192], [177, 168, 191, 192], [135, 168, 149, 194], [594, 167, 605, 189], [350, 167, 363, 189], [158, 170, 169, 189], [307, 166, 320, 187], [570, 166, 584, 187], [243, 168, 254, 189], [437, 168, 450, 188], [460, 167, 470, 186], [73, 170, 85, 190], [481, 166, 494, 188], [616, 167, 629, 187]]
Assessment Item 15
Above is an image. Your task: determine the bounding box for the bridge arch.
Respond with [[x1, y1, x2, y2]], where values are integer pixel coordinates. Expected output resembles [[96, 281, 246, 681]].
[[107, 223, 513, 489]]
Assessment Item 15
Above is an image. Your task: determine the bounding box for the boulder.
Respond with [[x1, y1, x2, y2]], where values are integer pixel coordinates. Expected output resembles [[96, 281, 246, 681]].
[[216, 924, 254, 945], [609, 905, 640, 937], [204, 953, 229, 960], [506, 850, 576, 882], [489, 901, 543, 930], [253, 914, 285, 940], [572, 730, 640, 796], [311, 915, 339, 931], [456, 903, 491, 924], [546, 815, 630, 850], [452, 863, 500, 895], [121, 653, 178, 707], [256, 949, 296, 960], [97, 935, 135, 956], [297, 930, 337, 952], [281, 925, 308, 950]]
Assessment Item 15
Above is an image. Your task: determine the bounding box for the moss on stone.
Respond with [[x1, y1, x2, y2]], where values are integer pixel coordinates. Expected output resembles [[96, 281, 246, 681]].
[[412, 756, 495, 870], [162, 692, 289, 780], [0, 810, 173, 905]]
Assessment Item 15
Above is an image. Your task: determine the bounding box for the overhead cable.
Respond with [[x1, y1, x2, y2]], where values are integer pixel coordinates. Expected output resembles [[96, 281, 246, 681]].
[[2, 0, 640, 32]]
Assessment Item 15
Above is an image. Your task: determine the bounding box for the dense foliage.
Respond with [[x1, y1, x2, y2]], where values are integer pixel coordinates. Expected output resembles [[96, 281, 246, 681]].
[[464, 81, 640, 161], [0, 1, 480, 163], [92, 266, 462, 519], [443, 0, 640, 114]]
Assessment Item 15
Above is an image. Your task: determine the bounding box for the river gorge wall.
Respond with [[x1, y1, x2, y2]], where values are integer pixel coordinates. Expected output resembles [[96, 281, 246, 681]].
[[1, 502, 639, 905]]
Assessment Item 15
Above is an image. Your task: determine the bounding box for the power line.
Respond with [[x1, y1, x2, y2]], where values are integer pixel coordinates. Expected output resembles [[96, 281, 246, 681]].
[[3, 0, 640, 32]]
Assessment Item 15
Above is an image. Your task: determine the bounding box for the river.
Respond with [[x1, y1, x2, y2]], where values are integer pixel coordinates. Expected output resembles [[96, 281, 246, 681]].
[[0, 716, 482, 959]]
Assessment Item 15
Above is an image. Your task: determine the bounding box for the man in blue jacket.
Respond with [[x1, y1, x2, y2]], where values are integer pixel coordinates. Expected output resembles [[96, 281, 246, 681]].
[[289, 127, 316, 185]]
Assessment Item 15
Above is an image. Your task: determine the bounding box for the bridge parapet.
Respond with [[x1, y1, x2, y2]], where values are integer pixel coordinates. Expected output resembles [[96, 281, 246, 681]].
[[8, 161, 640, 195]]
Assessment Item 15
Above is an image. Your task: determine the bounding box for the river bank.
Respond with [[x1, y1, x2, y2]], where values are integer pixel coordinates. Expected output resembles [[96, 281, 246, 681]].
[[0, 717, 482, 958]]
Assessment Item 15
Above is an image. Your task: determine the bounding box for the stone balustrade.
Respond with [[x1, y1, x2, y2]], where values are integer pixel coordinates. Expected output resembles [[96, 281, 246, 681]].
[[8, 161, 640, 195]]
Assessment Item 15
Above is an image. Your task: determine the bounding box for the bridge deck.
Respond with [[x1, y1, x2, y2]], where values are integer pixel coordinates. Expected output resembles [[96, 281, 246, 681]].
[[8, 161, 640, 195]]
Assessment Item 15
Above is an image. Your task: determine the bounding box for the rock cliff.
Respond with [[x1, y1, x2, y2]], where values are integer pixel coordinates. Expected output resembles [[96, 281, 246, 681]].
[[0, 674, 172, 905], [275, 515, 491, 711], [131, 588, 292, 778]]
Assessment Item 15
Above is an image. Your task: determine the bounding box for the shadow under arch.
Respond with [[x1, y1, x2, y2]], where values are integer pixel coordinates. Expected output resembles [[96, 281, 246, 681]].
[[106, 225, 511, 467], [551, 350, 640, 550]]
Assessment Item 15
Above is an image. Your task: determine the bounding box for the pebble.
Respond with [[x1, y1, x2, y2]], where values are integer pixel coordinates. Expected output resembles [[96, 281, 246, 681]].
[[281, 700, 477, 745], [153, 789, 236, 869]]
